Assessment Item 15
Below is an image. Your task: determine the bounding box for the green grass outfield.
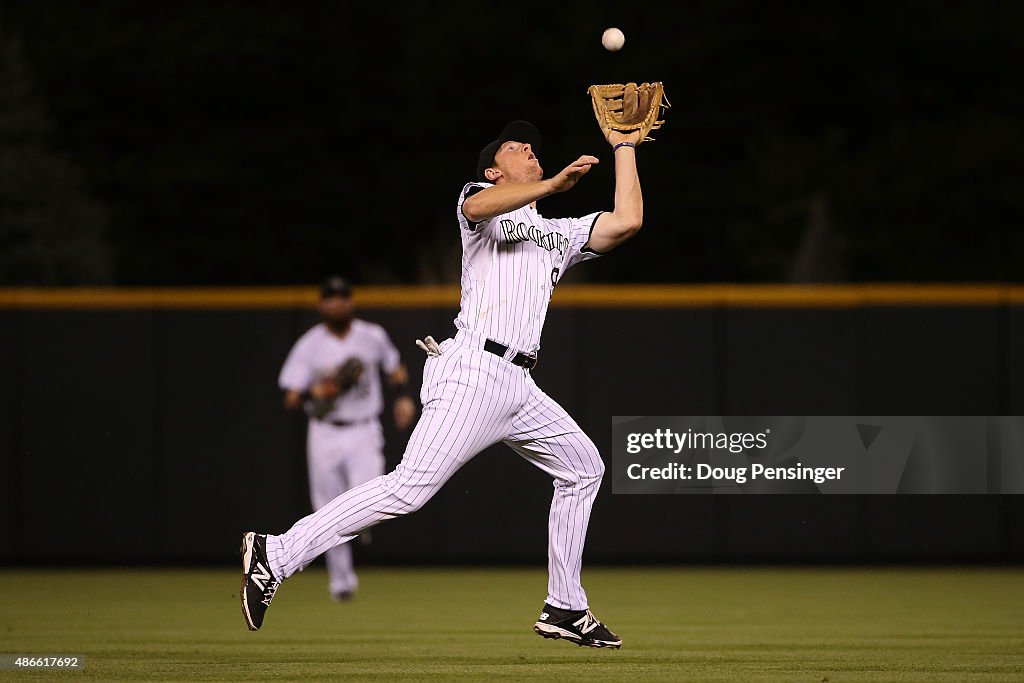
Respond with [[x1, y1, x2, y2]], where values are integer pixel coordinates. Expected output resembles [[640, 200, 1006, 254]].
[[2, 567, 1023, 681]]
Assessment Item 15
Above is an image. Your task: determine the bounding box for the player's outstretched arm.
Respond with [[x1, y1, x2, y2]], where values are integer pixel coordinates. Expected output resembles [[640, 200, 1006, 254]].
[[587, 131, 643, 253], [462, 156, 600, 223]]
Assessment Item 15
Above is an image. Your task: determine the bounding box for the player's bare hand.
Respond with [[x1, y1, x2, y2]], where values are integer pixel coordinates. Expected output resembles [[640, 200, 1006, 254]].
[[607, 129, 642, 146], [393, 396, 416, 430], [311, 380, 340, 400], [548, 155, 599, 193]]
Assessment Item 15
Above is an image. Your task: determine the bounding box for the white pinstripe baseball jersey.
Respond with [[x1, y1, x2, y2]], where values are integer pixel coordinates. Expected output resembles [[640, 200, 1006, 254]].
[[455, 182, 603, 354], [279, 319, 400, 422], [262, 181, 613, 617]]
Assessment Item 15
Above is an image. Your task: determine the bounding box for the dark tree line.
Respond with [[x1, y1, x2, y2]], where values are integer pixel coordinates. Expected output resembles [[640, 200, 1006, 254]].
[[4, 1, 1022, 285]]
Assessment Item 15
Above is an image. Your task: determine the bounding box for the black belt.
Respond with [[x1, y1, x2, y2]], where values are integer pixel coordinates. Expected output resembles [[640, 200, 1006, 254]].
[[324, 417, 374, 427], [484, 339, 538, 370]]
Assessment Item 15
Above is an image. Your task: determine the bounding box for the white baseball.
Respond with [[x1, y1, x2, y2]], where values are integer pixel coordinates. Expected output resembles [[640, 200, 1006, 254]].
[[601, 27, 625, 52]]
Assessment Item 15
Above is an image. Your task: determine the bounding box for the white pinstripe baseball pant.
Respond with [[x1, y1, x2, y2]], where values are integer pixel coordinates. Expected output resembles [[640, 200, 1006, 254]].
[[306, 420, 386, 597], [266, 332, 605, 610]]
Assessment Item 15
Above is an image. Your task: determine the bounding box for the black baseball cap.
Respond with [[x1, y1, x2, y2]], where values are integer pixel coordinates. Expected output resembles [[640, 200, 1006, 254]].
[[476, 120, 542, 182], [320, 275, 352, 299]]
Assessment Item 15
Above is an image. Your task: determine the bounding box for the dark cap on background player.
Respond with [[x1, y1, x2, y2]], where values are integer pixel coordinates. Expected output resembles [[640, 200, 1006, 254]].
[[320, 275, 352, 300], [320, 276, 354, 332], [477, 120, 542, 181]]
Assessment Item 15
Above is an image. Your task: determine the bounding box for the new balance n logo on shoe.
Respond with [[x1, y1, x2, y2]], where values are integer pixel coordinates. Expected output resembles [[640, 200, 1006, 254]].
[[573, 612, 599, 634], [251, 563, 271, 591]]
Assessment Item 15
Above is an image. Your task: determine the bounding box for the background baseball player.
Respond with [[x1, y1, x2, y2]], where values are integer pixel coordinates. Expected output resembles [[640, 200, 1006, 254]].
[[278, 275, 416, 601], [243, 86, 665, 648]]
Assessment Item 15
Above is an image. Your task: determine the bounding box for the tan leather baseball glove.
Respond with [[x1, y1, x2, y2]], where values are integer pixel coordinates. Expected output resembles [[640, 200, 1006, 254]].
[[588, 82, 670, 144]]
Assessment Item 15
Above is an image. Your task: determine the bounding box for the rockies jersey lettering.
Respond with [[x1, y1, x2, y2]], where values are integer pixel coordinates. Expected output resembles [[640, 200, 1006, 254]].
[[456, 182, 603, 354], [500, 219, 570, 257]]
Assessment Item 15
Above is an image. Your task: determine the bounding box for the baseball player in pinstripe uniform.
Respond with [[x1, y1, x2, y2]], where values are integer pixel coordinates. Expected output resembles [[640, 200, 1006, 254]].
[[242, 119, 645, 648], [279, 276, 416, 601]]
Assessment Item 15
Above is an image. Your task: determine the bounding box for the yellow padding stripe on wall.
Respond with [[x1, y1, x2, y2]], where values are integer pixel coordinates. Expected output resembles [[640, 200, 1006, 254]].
[[0, 284, 1021, 309]]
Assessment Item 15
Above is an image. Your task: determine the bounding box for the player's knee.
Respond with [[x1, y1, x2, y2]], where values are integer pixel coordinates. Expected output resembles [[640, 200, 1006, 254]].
[[585, 437, 604, 469], [584, 456, 605, 487], [576, 440, 605, 487], [382, 468, 430, 514], [394, 492, 426, 513], [387, 483, 427, 514]]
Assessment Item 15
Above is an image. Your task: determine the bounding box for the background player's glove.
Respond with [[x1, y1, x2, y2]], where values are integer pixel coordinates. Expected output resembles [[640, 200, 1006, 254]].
[[333, 357, 365, 393], [588, 82, 671, 144]]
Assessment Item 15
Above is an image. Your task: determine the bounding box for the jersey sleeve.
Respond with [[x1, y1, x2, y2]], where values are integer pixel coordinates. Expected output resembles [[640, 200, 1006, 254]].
[[457, 182, 494, 232], [560, 211, 606, 273], [278, 336, 316, 392], [374, 325, 402, 374]]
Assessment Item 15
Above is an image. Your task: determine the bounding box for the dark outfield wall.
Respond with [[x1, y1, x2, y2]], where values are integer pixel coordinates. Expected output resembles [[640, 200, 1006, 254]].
[[1, 304, 1023, 564]]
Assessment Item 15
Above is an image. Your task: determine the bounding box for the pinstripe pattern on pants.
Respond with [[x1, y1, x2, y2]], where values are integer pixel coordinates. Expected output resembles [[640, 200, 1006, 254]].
[[266, 336, 603, 610]]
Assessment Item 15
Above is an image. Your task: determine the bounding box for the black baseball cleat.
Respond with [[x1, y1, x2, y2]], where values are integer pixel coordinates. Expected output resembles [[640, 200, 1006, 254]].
[[533, 603, 622, 649], [240, 532, 281, 631]]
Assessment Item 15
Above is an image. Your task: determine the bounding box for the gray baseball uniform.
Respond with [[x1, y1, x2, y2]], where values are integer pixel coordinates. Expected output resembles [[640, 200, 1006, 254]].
[[265, 182, 607, 611]]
